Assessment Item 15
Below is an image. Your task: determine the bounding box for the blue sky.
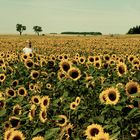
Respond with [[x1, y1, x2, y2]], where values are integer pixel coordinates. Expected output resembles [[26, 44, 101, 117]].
[[0, 0, 140, 34]]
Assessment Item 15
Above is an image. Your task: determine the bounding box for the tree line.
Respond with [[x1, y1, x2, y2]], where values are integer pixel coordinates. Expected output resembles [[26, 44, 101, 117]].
[[61, 31, 102, 35], [127, 25, 140, 34], [16, 24, 43, 35]]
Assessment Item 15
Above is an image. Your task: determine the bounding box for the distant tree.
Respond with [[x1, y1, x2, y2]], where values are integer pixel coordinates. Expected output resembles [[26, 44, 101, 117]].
[[127, 25, 140, 34], [33, 26, 42, 36], [16, 24, 26, 35]]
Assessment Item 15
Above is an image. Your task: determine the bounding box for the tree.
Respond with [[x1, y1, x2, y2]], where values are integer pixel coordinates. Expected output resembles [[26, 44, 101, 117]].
[[127, 25, 140, 34], [33, 26, 42, 36], [16, 24, 26, 35]]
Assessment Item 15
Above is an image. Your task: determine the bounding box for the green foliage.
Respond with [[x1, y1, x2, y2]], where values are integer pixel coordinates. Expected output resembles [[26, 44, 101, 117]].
[[16, 24, 26, 35], [33, 26, 43, 35]]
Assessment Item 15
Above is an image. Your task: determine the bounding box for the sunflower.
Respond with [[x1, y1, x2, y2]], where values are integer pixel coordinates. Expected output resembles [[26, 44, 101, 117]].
[[125, 81, 140, 97], [29, 83, 34, 91], [17, 87, 27, 97], [132, 58, 139, 65], [94, 132, 110, 140], [2, 64, 6, 72], [57, 71, 66, 81], [85, 124, 104, 139], [28, 52, 34, 58], [39, 109, 47, 123], [75, 97, 81, 106], [40, 96, 50, 109], [70, 102, 77, 110], [32, 136, 44, 140], [59, 60, 72, 73], [9, 116, 20, 128], [0, 97, 6, 110], [30, 70, 40, 80], [11, 80, 19, 87], [24, 59, 34, 69], [0, 73, 6, 82], [6, 88, 16, 97], [9, 130, 25, 140], [58, 55, 64, 61], [103, 54, 110, 62], [68, 67, 81, 81], [4, 121, 11, 130], [31, 95, 41, 105], [87, 56, 94, 64], [0, 58, 4, 66], [127, 55, 135, 63], [28, 104, 36, 121], [65, 123, 74, 137], [4, 128, 15, 140], [99, 91, 107, 104], [104, 87, 120, 105], [56, 115, 68, 127], [116, 83, 124, 89], [41, 71, 48, 78], [78, 56, 86, 64], [116, 62, 127, 77], [21, 54, 29, 61], [130, 128, 138, 137], [45, 83, 52, 90], [94, 60, 102, 69], [13, 104, 22, 115], [47, 60, 55, 68]]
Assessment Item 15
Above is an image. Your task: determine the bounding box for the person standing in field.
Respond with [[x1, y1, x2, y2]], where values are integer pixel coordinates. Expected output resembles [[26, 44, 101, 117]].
[[23, 40, 33, 54]]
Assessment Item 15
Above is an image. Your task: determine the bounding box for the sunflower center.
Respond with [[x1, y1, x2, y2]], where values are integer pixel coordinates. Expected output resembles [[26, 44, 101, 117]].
[[34, 98, 39, 103], [59, 118, 65, 124], [42, 111, 46, 119], [131, 129, 137, 136], [0, 75, 4, 80], [95, 63, 100, 68], [0, 101, 4, 108], [89, 57, 94, 62], [14, 108, 20, 115], [8, 90, 15, 96], [33, 72, 39, 78], [128, 86, 138, 94], [43, 99, 48, 106], [70, 71, 79, 79], [13, 136, 22, 140], [31, 109, 35, 117], [90, 128, 99, 136], [12, 81, 18, 87], [10, 119, 19, 127], [27, 61, 33, 67], [118, 66, 125, 74], [108, 92, 116, 101], [19, 89, 25, 95], [62, 63, 70, 72]]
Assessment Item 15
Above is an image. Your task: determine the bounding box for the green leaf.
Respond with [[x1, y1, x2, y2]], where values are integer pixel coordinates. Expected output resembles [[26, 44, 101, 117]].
[[114, 105, 122, 111], [32, 128, 44, 136], [0, 109, 6, 117], [45, 128, 60, 140], [110, 131, 120, 139], [127, 108, 138, 117]]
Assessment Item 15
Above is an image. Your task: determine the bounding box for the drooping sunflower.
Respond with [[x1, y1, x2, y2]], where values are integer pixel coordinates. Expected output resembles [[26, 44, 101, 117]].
[[0, 73, 6, 83], [9, 116, 20, 128], [65, 123, 74, 137], [59, 60, 72, 73], [75, 97, 81, 106], [39, 109, 47, 123], [17, 87, 27, 97], [31, 95, 41, 105], [13, 104, 22, 115], [125, 81, 140, 97], [116, 62, 127, 77], [70, 102, 77, 110], [56, 115, 68, 127], [28, 104, 36, 121], [94, 132, 110, 140], [6, 88, 16, 97], [40, 96, 50, 109], [32, 136, 45, 140], [68, 67, 81, 81], [24, 59, 34, 69], [30, 70, 40, 80], [9, 130, 25, 140], [85, 124, 104, 139], [104, 87, 120, 105]]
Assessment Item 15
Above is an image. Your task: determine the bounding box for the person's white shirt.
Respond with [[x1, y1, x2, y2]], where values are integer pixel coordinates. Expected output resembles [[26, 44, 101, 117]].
[[23, 47, 33, 54]]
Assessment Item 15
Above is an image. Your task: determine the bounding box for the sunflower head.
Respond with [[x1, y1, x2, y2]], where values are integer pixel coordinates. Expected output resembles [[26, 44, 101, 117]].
[[6, 88, 16, 97], [24, 59, 34, 69], [32, 136, 44, 140], [11, 80, 19, 87], [9, 130, 25, 140], [68, 67, 81, 81], [56, 115, 68, 127], [130, 128, 138, 137], [13, 104, 22, 115], [0, 73, 6, 82], [39, 109, 47, 123], [30, 70, 40, 80], [75, 97, 81, 106], [116, 62, 127, 77], [59, 60, 72, 72], [31, 95, 41, 105], [125, 81, 140, 97], [17, 87, 27, 96], [9, 116, 20, 128], [40, 96, 50, 109], [70, 102, 77, 110], [85, 124, 104, 139]]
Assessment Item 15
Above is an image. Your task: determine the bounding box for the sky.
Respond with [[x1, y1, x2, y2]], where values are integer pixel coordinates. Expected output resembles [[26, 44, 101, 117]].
[[0, 0, 140, 34]]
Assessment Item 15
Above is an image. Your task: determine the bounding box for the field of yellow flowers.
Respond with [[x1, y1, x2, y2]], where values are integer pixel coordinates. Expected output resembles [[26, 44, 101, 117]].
[[0, 35, 140, 140]]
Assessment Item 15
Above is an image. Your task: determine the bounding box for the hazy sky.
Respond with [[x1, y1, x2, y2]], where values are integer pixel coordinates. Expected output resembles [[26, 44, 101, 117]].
[[0, 0, 140, 34]]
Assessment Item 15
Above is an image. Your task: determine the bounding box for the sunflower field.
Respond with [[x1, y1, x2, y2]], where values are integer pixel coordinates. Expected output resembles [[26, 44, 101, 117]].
[[0, 35, 140, 140]]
